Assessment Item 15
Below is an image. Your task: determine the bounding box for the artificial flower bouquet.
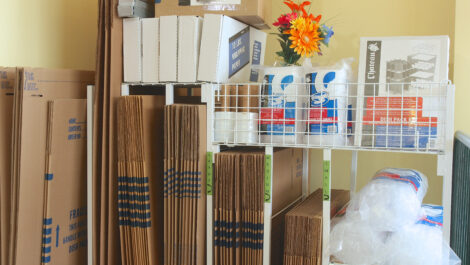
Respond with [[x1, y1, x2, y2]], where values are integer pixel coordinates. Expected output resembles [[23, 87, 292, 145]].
[[273, 0, 334, 65]]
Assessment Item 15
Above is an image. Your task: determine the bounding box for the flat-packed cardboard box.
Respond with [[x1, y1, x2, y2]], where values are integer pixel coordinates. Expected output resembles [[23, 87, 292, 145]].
[[123, 18, 142, 82], [154, 0, 271, 29], [10, 68, 93, 265], [198, 14, 266, 83], [0, 67, 16, 265], [42, 99, 88, 265], [177, 16, 203, 83], [213, 148, 303, 265], [284, 189, 350, 265]]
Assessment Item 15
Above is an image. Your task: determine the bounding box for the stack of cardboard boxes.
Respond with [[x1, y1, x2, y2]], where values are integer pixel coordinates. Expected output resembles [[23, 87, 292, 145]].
[[0, 67, 93, 265]]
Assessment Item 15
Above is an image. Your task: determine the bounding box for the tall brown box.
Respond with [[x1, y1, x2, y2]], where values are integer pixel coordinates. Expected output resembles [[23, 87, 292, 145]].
[[154, 0, 272, 29], [283, 189, 350, 265]]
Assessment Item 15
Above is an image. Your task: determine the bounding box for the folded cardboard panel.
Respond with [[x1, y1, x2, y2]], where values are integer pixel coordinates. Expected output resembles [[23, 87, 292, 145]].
[[42, 99, 88, 265], [154, 0, 271, 29], [198, 14, 266, 83], [10, 68, 93, 265], [123, 18, 142, 83], [142, 18, 160, 83], [284, 189, 350, 265], [163, 104, 207, 265], [213, 148, 303, 265], [159, 16, 178, 82], [177, 16, 203, 83], [0, 67, 16, 265]]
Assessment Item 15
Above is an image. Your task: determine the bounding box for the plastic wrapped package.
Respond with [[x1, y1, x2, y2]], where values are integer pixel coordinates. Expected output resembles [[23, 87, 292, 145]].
[[346, 168, 428, 231], [329, 215, 388, 265], [384, 204, 461, 265]]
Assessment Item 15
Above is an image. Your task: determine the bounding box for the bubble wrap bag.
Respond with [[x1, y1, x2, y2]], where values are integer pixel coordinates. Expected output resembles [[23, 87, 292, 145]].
[[346, 168, 428, 231]]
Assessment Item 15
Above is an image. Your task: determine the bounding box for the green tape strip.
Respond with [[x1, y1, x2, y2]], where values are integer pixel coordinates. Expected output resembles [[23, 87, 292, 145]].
[[264, 154, 272, 203], [323, 160, 330, 201], [206, 152, 213, 195]]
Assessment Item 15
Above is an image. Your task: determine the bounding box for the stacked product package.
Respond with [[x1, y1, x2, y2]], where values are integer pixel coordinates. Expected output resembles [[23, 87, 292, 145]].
[[329, 168, 461, 265], [163, 104, 207, 265]]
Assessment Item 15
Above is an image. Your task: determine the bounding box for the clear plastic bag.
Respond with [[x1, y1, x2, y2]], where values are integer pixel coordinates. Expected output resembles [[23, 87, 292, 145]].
[[346, 168, 428, 231]]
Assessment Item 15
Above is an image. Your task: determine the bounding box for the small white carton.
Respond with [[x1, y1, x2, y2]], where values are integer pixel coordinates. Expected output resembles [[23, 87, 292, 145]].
[[178, 16, 203, 83], [159, 16, 178, 82]]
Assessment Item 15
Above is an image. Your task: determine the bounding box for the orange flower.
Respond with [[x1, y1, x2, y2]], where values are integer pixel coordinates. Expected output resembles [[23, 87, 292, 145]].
[[288, 17, 323, 57], [284, 0, 311, 17]]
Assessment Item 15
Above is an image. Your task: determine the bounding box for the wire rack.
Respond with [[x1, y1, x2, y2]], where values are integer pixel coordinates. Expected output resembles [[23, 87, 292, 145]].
[[208, 81, 453, 154]]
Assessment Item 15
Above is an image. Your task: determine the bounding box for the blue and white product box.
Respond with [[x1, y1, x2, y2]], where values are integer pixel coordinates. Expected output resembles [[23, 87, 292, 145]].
[[305, 67, 349, 146], [259, 66, 308, 144], [198, 14, 266, 83]]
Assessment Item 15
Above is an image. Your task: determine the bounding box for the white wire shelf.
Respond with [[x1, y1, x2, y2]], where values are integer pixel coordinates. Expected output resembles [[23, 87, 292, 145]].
[[207, 81, 453, 155]]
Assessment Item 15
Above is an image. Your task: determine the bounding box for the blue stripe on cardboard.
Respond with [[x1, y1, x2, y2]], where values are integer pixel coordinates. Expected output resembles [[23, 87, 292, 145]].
[[118, 210, 151, 220], [117, 176, 149, 184], [118, 185, 150, 193], [42, 246, 51, 254], [42, 237, 52, 244], [45, 174, 53, 181], [119, 219, 152, 228], [117, 194, 150, 202], [42, 256, 51, 263], [43, 218, 52, 225], [118, 202, 151, 210], [43, 228, 52, 235]]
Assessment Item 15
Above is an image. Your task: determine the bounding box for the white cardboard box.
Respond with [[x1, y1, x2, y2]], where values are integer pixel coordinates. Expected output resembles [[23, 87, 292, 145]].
[[123, 18, 142, 83], [159, 16, 178, 82], [142, 18, 159, 83], [177, 16, 203, 83], [198, 14, 266, 83]]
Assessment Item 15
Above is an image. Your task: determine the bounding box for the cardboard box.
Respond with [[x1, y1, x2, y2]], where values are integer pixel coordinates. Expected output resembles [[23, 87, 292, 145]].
[[163, 104, 207, 265], [123, 18, 142, 82], [142, 18, 160, 83], [159, 16, 178, 82], [42, 99, 88, 265], [213, 148, 303, 265], [284, 189, 350, 265], [198, 14, 266, 83], [154, 0, 271, 30], [177, 16, 203, 83], [10, 68, 93, 265], [0, 67, 16, 265]]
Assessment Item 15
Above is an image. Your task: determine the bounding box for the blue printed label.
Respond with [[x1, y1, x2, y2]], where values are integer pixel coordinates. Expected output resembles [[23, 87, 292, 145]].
[[228, 27, 250, 78], [373, 169, 424, 193], [417, 204, 443, 228]]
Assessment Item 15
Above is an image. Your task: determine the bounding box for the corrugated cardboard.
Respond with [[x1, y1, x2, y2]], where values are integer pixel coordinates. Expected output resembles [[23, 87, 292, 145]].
[[142, 18, 160, 83], [198, 14, 266, 83], [284, 189, 350, 265], [10, 68, 93, 265], [0, 67, 16, 265], [163, 104, 207, 265], [123, 18, 142, 82], [154, 0, 271, 30], [177, 16, 203, 83], [159, 16, 178, 82], [42, 99, 87, 265], [213, 148, 303, 265]]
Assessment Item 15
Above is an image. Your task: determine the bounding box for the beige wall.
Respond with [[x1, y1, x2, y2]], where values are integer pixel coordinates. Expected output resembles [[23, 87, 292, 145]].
[[0, 0, 97, 71], [266, 0, 457, 204]]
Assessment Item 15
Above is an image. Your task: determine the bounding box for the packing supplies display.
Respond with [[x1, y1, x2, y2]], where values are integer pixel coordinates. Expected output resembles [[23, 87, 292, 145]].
[[0, 67, 16, 265], [163, 104, 207, 265], [178, 16, 203, 83], [305, 61, 352, 146], [123, 18, 142, 83], [9, 68, 93, 265], [117, 96, 165, 265], [159, 16, 178, 82], [198, 14, 266, 83], [283, 189, 350, 265], [355, 36, 450, 149], [213, 148, 303, 265], [154, 0, 272, 30], [142, 18, 159, 83], [259, 66, 308, 145], [118, 0, 154, 18], [41, 99, 87, 265]]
